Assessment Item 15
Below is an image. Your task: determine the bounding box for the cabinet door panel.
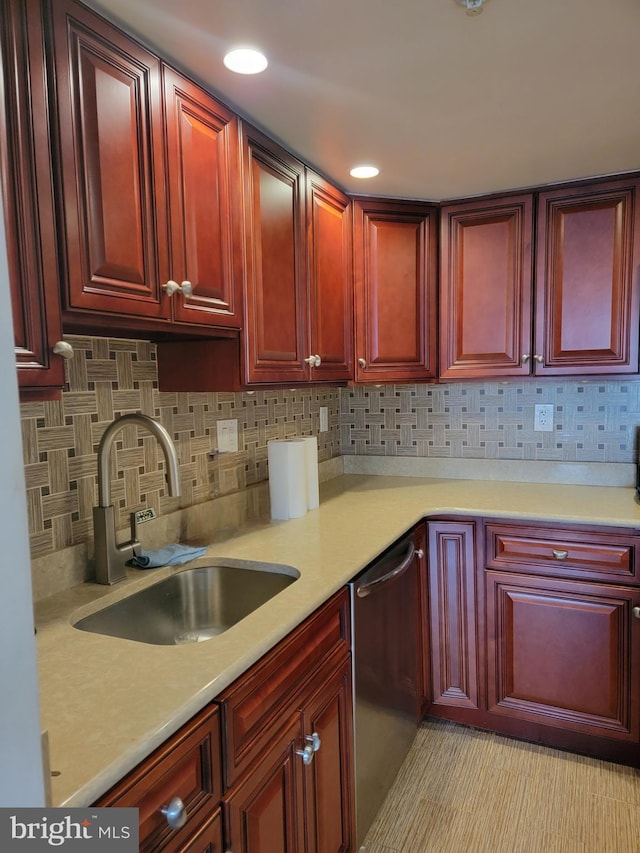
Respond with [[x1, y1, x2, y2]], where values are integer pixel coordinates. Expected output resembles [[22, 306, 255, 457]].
[[2, 0, 65, 396], [354, 198, 437, 382], [163, 67, 242, 327], [428, 522, 480, 709], [224, 714, 305, 853], [439, 195, 533, 379], [302, 657, 355, 853], [486, 571, 640, 740], [535, 178, 640, 374], [307, 172, 352, 381], [51, 0, 169, 318], [242, 126, 307, 384]]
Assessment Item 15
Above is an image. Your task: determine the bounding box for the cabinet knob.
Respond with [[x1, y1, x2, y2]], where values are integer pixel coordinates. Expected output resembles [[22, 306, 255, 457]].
[[159, 796, 187, 829], [306, 731, 321, 752], [163, 280, 192, 298], [304, 355, 322, 367], [52, 341, 74, 360], [534, 354, 544, 363], [633, 606, 640, 620], [296, 732, 321, 765], [358, 358, 367, 368], [552, 549, 568, 560], [416, 548, 424, 559], [521, 354, 530, 363]]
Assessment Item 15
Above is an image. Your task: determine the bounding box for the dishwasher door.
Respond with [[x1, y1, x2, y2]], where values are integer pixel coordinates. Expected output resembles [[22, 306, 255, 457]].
[[349, 531, 422, 849]]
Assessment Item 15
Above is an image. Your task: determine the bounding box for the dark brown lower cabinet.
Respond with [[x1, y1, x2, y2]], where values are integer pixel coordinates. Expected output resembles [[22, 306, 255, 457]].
[[224, 714, 306, 853], [94, 590, 354, 852], [220, 589, 355, 853], [427, 521, 482, 716], [486, 571, 640, 742], [224, 655, 354, 853], [94, 705, 223, 853], [425, 517, 640, 765]]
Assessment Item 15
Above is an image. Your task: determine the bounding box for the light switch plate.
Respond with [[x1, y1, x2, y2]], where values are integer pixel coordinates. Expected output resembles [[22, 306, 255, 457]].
[[217, 419, 238, 452], [319, 407, 329, 432]]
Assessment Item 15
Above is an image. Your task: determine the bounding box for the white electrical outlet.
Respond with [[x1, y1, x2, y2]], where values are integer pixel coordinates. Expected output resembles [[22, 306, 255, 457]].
[[319, 406, 329, 432], [217, 419, 238, 452], [534, 404, 554, 432]]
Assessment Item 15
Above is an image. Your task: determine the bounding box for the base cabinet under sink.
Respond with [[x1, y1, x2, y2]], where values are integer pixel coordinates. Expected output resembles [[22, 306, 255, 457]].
[[93, 589, 354, 853]]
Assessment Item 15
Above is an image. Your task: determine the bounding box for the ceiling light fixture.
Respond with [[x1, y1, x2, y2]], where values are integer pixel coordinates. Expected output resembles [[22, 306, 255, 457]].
[[457, 0, 486, 15], [223, 48, 268, 75], [350, 165, 380, 179]]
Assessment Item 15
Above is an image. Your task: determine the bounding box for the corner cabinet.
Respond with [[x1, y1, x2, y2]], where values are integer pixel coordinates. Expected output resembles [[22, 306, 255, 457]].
[[1, 0, 67, 399], [353, 197, 437, 383], [439, 195, 534, 380], [426, 520, 482, 718], [425, 516, 640, 765]]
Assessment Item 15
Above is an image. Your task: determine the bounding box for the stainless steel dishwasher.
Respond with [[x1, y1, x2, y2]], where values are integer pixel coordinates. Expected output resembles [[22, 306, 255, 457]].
[[349, 528, 424, 850]]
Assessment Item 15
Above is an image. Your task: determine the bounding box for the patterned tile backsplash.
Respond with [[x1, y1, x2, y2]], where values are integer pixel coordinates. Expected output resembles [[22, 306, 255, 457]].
[[340, 382, 640, 462], [20, 336, 340, 559], [19, 335, 640, 566]]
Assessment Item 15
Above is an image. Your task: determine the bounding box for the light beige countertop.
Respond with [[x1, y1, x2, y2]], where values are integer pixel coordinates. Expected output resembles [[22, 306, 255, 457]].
[[35, 473, 640, 807]]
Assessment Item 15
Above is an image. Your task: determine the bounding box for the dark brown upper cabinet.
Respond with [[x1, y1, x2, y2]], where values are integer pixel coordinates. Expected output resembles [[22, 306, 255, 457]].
[[439, 195, 534, 380], [240, 125, 309, 385], [50, 0, 169, 325], [162, 65, 243, 329], [49, 0, 241, 335], [242, 126, 353, 385], [305, 169, 353, 383], [157, 130, 353, 391], [1, 0, 67, 399], [534, 177, 640, 376], [353, 197, 437, 384], [441, 178, 640, 380]]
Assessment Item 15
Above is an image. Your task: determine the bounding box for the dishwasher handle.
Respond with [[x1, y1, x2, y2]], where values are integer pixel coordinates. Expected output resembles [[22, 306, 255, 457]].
[[355, 542, 421, 598]]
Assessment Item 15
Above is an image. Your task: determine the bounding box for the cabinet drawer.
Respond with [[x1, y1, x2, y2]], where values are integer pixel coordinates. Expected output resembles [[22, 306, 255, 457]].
[[219, 588, 350, 788], [95, 704, 222, 853], [485, 522, 639, 584]]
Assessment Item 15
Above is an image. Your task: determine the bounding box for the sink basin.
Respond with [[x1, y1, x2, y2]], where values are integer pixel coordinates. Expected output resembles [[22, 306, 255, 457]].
[[73, 559, 300, 645]]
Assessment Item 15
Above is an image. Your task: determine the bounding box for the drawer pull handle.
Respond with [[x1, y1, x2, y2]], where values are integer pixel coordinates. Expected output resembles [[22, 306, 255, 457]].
[[160, 796, 187, 830], [552, 549, 568, 560], [296, 732, 321, 765], [633, 607, 640, 620]]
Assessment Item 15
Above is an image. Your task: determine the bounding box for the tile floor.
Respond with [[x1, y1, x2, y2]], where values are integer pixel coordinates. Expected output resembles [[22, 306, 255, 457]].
[[361, 717, 640, 853]]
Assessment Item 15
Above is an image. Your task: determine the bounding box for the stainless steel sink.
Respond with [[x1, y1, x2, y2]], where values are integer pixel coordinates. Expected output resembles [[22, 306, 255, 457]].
[[73, 560, 300, 645]]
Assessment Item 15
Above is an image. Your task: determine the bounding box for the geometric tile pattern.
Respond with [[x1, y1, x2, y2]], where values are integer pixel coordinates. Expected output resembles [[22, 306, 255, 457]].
[[20, 335, 340, 559], [340, 381, 640, 464]]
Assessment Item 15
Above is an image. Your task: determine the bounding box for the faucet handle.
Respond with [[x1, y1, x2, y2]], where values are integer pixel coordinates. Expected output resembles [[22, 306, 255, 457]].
[[129, 514, 142, 556]]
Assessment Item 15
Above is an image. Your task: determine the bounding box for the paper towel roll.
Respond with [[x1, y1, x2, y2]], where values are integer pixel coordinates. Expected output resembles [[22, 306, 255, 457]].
[[268, 439, 308, 520], [299, 436, 319, 510]]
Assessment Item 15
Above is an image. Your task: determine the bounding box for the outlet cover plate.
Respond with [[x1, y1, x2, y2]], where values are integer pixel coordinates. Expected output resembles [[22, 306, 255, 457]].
[[534, 404, 554, 432], [319, 406, 329, 432]]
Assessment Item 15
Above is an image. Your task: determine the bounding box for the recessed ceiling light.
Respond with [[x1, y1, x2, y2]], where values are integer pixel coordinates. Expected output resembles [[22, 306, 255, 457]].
[[350, 165, 380, 179], [223, 48, 268, 75]]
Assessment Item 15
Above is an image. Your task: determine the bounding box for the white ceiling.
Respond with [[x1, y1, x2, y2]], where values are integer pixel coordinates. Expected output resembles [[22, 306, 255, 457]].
[[84, 0, 640, 200]]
